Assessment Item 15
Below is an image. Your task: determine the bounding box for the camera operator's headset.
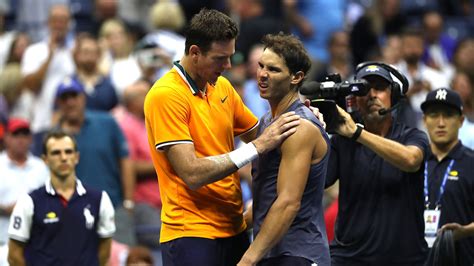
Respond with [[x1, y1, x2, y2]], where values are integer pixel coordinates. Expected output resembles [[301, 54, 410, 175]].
[[355, 61, 409, 107]]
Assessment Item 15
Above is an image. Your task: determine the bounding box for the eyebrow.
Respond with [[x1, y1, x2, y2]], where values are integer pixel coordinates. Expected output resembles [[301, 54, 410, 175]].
[[49, 149, 76, 155]]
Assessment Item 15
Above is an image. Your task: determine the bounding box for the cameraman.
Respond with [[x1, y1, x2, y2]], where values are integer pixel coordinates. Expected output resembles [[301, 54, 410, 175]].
[[326, 63, 429, 265]]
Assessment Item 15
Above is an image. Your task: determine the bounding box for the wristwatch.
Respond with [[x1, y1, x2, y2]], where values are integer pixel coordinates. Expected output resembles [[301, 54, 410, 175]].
[[350, 123, 364, 141], [123, 199, 135, 209]]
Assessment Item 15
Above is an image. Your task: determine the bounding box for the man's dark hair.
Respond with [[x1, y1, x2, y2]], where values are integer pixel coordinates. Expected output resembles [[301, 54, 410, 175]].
[[401, 27, 424, 39], [261, 33, 311, 86], [42, 130, 78, 155], [184, 8, 239, 54]]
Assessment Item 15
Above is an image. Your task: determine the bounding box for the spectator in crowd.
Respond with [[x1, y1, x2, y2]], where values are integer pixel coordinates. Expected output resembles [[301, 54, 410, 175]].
[[7, 130, 115, 266], [0, 64, 36, 122], [238, 33, 330, 266], [98, 19, 142, 99], [242, 44, 269, 119], [0, 1, 15, 72], [109, 240, 155, 266], [71, 33, 119, 111], [284, 0, 345, 71], [144, 9, 301, 265], [396, 28, 448, 129], [233, 0, 286, 63], [21, 4, 75, 133], [422, 10, 456, 78], [421, 88, 474, 265], [326, 62, 429, 265], [451, 71, 474, 149], [451, 71, 474, 122], [381, 34, 403, 65], [313, 30, 353, 83], [452, 38, 474, 86], [115, 79, 162, 248], [54, 78, 136, 246], [144, 0, 186, 62], [350, 0, 407, 66], [0, 119, 48, 247], [5, 33, 30, 65]]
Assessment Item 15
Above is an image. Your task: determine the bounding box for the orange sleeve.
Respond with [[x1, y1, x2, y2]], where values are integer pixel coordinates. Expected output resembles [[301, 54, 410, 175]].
[[146, 85, 192, 150]]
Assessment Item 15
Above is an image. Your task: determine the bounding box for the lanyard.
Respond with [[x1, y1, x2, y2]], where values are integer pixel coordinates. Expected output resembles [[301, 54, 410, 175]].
[[424, 159, 454, 209]]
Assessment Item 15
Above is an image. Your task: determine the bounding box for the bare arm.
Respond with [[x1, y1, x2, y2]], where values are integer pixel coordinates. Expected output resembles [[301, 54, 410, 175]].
[[22, 38, 57, 93], [98, 237, 112, 266], [335, 106, 423, 172], [133, 160, 156, 179], [238, 120, 323, 265], [283, 0, 314, 38], [440, 222, 474, 241], [0, 204, 15, 216], [120, 157, 135, 207], [8, 239, 26, 266], [165, 112, 300, 190]]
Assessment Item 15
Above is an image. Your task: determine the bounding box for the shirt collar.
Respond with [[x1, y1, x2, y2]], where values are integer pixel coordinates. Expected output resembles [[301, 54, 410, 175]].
[[427, 141, 465, 162], [45, 178, 87, 196], [173, 61, 200, 95]]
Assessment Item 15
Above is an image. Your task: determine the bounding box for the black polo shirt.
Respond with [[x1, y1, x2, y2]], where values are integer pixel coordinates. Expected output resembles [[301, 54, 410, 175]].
[[426, 142, 474, 266], [326, 122, 429, 265]]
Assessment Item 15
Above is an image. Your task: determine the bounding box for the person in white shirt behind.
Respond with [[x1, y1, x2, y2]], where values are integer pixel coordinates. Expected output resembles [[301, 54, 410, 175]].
[[0, 118, 48, 264], [20, 4, 75, 133]]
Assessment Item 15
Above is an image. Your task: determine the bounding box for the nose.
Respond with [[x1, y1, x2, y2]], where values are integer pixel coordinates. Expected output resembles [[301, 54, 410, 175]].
[[437, 114, 446, 127], [59, 151, 68, 161], [257, 68, 268, 79], [223, 57, 232, 70], [368, 88, 378, 98]]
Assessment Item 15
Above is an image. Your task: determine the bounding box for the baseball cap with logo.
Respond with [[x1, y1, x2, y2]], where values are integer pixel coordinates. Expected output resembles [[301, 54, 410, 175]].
[[421, 88, 463, 114], [356, 64, 393, 83], [56, 77, 84, 98]]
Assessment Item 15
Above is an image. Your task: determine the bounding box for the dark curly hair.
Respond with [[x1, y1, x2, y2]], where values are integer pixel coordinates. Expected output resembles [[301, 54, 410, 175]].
[[261, 33, 311, 87]]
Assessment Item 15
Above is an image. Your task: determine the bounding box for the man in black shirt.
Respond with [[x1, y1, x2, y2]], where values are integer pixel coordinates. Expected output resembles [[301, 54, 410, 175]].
[[421, 88, 474, 266], [326, 62, 429, 265]]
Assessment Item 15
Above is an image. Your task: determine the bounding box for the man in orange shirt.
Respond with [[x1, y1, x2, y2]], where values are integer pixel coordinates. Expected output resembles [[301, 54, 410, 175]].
[[144, 8, 301, 266]]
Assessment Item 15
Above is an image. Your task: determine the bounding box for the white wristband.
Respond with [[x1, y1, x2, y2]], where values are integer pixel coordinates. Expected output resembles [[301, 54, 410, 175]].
[[228, 143, 259, 169]]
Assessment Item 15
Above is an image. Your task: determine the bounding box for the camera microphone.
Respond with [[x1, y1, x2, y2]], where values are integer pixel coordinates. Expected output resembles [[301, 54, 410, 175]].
[[299, 81, 321, 98], [378, 103, 401, 116]]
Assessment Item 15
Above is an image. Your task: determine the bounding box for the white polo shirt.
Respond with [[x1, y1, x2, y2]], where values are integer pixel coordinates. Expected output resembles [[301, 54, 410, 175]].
[[0, 152, 49, 244]]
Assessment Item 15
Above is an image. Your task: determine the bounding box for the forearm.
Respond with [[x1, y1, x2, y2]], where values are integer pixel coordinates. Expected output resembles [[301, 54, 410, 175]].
[[357, 130, 422, 172], [241, 199, 299, 264], [134, 160, 157, 179], [120, 158, 135, 201], [462, 222, 474, 237], [23, 54, 53, 93], [8, 240, 26, 266], [179, 153, 240, 190], [0, 204, 15, 216], [98, 238, 112, 266]]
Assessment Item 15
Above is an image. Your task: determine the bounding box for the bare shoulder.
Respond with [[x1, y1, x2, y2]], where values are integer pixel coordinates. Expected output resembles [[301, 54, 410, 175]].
[[282, 119, 324, 149]]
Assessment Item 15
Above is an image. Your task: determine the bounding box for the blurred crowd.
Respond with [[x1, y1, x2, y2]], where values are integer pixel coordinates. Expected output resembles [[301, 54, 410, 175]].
[[0, 0, 473, 265]]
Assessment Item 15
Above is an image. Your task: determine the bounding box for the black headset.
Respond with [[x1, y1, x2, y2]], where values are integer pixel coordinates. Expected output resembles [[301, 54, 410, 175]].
[[355, 61, 409, 106]]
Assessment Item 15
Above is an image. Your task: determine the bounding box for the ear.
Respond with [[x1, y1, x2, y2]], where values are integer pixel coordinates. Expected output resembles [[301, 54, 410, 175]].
[[290, 71, 305, 85], [189, 45, 201, 58]]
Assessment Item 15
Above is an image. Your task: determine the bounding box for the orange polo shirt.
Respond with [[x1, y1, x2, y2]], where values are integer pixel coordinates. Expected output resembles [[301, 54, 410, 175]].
[[144, 63, 258, 243]]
